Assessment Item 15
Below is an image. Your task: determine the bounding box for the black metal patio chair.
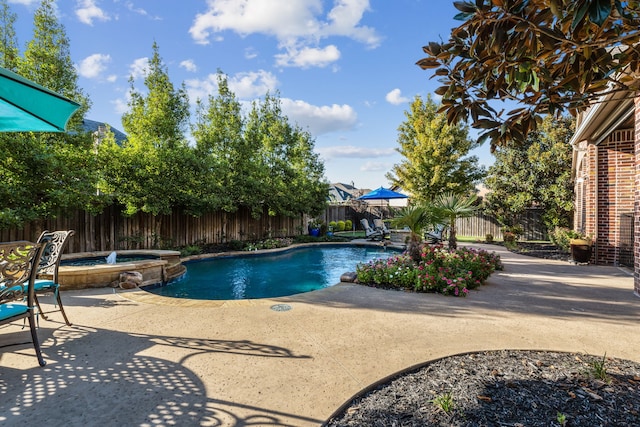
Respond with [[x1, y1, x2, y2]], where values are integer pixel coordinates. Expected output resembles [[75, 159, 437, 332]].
[[34, 230, 74, 326], [0, 240, 49, 366]]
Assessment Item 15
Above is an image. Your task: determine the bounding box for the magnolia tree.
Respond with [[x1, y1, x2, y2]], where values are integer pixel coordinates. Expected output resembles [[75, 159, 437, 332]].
[[418, 0, 640, 148]]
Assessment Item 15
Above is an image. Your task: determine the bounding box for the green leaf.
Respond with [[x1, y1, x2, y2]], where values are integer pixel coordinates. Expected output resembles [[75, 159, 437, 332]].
[[454, 12, 475, 21], [588, 0, 612, 26], [571, 1, 590, 32], [453, 1, 477, 13]]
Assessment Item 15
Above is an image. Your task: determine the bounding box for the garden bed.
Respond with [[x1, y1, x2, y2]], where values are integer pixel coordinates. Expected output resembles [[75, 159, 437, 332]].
[[325, 350, 640, 426]]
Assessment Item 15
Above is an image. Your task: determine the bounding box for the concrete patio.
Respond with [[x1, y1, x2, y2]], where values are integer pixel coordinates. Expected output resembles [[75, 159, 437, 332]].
[[1, 244, 638, 426]]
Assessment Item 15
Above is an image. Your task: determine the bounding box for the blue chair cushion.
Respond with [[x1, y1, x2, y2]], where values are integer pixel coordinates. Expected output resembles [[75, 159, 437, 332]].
[[34, 279, 58, 291], [0, 302, 29, 320]]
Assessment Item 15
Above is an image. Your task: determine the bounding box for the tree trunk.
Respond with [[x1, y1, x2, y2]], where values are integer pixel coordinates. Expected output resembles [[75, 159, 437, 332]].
[[448, 221, 457, 250]]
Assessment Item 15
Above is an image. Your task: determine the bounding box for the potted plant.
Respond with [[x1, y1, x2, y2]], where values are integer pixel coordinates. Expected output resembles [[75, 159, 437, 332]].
[[569, 236, 592, 264], [308, 219, 323, 237]]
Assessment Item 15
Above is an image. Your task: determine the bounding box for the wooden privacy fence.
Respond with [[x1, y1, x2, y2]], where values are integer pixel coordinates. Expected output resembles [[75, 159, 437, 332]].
[[1, 205, 547, 253], [0, 205, 306, 253], [322, 205, 548, 240]]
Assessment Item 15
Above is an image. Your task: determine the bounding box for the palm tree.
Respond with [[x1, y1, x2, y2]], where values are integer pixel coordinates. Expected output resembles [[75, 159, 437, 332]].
[[392, 204, 438, 261], [433, 192, 479, 250]]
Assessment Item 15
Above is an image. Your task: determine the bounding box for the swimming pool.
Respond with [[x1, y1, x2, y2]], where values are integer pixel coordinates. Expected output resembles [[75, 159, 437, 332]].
[[145, 245, 400, 300]]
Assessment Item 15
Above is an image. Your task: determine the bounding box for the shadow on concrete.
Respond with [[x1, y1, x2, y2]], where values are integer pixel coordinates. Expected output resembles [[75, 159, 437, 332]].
[[0, 324, 318, 426]]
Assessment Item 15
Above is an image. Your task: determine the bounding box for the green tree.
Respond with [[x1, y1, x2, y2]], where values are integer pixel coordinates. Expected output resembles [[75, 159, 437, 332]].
[[0, 0, 102, 230], [485, 115, 575, 231], [193, 73, 256, 214], [387, 95, 485, 203], [111, 42, 199, 223], [19, 0, 90, 126], [244, 93, 328, 219], [418, 0, 640, 148], [122, 41, 189, 149], [0, 0, 19, 70]]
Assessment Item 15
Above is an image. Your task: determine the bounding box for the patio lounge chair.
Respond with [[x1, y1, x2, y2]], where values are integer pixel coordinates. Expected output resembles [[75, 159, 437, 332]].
[[360, 219, 383, 240], [0, 240, 49, 366], [34, 230, 74, 326], [373, 219, 391, 239], [425, 225, 445, 244]]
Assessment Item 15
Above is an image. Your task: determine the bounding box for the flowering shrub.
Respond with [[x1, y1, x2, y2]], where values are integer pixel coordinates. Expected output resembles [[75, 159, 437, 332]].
[[244, 238, 293, 251], [356, 245, 502, 297]]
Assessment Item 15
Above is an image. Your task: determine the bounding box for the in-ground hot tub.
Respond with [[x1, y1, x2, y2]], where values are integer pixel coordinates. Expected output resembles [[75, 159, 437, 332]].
[[59, 250, 185, 290]]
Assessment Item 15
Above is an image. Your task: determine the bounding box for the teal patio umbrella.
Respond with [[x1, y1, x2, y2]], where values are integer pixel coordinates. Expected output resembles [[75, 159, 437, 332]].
[[0, 67, 80, 132]]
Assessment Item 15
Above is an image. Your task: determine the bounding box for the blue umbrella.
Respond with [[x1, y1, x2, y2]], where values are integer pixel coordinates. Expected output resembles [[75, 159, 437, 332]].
[[358, 187, 408, 200], [358, 187, 408, 220]]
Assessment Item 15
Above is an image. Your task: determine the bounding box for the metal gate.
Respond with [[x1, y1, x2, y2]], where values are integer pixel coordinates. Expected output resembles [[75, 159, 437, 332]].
[[619, 212, 634, 267]]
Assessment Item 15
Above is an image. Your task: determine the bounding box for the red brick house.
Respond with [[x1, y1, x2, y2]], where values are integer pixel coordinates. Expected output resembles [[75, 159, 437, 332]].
[[570, 89, 639, 297]]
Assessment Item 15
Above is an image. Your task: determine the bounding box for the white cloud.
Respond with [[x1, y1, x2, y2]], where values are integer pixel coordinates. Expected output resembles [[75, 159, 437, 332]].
[[189, 0, 321, 44], [180, 59, 198, 72], [184, 75, 217, 103], [281, 99, 357, 136], [275, 45, 340, 68], [77, 53, 111, 79], [185, 69, 278, 102], [360, 161, 391, 172], [322, 0, 380, 47], [76, 0, 110, 25], [106, 74, 117, 83], [317, 145, 394, 160], [129, 57, 149, 80], [124, 1, 160, 20], [189, 0, 380, 68], [125, 1, 147, 15], [112, 97, 129, 115], [385, 88, 410, 105], [228, 70, 279, 98], [244, 48, 258, 60]]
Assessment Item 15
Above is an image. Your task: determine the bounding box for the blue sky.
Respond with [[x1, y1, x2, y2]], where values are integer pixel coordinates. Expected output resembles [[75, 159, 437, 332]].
[[10, 0, 493, 190]]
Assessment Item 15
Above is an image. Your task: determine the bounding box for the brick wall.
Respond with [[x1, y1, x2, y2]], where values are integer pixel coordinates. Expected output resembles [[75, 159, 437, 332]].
[[574, 130, 635, 266], [596, 130, 635, 265], [635, 97, 640, 296]]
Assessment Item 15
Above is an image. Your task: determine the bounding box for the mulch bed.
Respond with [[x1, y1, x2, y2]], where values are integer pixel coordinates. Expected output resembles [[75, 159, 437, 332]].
[[507, 242, 570, 261], [325, 350, 640, 427]]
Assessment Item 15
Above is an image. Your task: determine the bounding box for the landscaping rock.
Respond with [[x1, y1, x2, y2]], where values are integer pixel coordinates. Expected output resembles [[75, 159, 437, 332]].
[[340, 271, 358, 282], [118, 271, 143, 289]]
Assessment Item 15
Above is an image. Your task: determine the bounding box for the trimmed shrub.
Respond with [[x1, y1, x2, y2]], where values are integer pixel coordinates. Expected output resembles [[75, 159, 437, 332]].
[[337, 220, 346, 231], [345, 219, 353, 230], [228, 240, 245, 251], [549, 227, 586, 252]]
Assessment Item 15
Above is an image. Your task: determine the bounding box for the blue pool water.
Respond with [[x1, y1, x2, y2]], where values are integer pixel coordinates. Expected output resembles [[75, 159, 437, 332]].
[[146, 245, 400, 300]]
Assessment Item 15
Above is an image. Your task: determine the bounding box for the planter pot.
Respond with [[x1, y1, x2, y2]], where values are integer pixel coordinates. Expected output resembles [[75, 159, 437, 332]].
[[570, 240, 592, 264], [309, 228, 320, 237]]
